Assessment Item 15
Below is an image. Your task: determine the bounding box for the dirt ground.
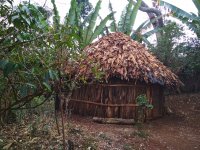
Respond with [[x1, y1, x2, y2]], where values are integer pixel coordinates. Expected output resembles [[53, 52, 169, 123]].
[[0, 93, 200, 150]]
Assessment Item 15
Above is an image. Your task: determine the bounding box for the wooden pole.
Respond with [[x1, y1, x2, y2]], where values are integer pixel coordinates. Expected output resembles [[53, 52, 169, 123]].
[[93, 117, 135, 125], [59, 93, 66, 150]]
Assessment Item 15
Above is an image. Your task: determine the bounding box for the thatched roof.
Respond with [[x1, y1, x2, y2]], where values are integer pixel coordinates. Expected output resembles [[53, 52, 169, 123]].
[[76, 32, 181, 87]]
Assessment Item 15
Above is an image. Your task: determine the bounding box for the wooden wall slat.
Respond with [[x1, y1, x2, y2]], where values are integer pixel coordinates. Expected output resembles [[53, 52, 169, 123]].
[[70, 99, 138, 107], [68, 82, 164, 120]]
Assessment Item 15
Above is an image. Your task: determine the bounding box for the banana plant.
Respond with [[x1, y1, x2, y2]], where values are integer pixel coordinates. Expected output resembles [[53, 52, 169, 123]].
[[109, 0, 161, 44], [131, 14, 167, 44], [193, 0, 200, 15], [110, 0, 142, 35], [82, 0, 113, 47], [160, 0, 200, 37], [64, 0, 112, 48], [51, 0, 60, 31]]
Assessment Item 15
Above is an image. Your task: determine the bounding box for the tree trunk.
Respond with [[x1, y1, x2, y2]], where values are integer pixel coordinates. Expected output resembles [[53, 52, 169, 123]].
[[139, 0, 164, 40]]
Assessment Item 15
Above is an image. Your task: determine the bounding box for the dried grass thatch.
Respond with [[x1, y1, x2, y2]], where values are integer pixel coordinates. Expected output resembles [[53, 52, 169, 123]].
[[75, 32, 181, 87]]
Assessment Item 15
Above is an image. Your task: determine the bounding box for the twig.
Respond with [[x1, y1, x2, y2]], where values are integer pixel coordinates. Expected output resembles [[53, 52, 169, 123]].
[[0, 90, 44, 115], [0, 33, 51, 52], [43, 0, 47, 7], [10, 95, 51, 110], [60, 96, 66, 150], [55, 110, 60, 135]]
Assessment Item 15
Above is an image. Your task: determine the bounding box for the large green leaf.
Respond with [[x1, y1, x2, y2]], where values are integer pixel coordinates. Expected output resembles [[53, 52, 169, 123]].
[[19, 83, 36, 97], [89, 13, 113, 44], [3, 62, 19, 77], [19, 85, 28, 97], [142, 36, 153, 48], [44, 69, 59, 81], [51, 0, 60, 31], [126, 0, 142, 35], [84, 0, 102, 44], [192, 0, 200, 15], [160, 0, 200, 36], [160, 0, 199, 21], [108, 0, 117, 32], [143, 28, 161, 38], [42, 82, 52, 92], [65, 0, 77, 26], [0, 60, 9, 69], [130, 15, 164, 43], [134, 20, 150, 33], [10, 3, 48, 31], [118, 0, 133, 33]]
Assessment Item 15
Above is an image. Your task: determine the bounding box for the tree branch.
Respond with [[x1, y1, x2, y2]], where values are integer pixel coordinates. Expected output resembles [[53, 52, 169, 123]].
[[0, 89, 45, 115], [138, 0, 164, 28], [11, 94, 51, 110]]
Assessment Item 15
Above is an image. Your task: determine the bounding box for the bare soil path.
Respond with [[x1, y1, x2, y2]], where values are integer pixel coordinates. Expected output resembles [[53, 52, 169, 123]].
[[1, 93, 200, 150], [69, 93, 200, 150]]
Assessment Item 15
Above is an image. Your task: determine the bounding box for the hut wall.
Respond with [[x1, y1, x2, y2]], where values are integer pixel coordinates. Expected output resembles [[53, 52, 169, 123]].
[[68, 81, 164, 119], [151, 84, 165, 118]]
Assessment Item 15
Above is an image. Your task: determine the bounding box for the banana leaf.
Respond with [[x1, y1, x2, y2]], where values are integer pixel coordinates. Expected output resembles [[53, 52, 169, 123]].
[[192, 0, 200, 15], [160, 0, 200, 36], [134, 20, 150, 33], [88, 13, 113, 44], [118, 0, 133, 33], [160, 0, 199, 21], [135, 14, 169, 36], [142, 37, 154, 49], [142, 28, 161, 38], [108, 0, 117, 32], [51, 0, 60, 31], [65, 0, 77, 26], [84, 0, 102, 44], [126, 0, 142, 35]]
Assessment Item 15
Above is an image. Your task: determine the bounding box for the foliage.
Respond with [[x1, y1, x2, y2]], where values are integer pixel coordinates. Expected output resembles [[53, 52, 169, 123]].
[[0, 0, 107, 124], [81, 0, 112, 47], [136, 94, 153, 109], [77, 0, 93, 19], [178, 38, 200, 76], [136, 94, 153, 123], [149, 21, 185, 72], [110, 0, 142, 35], [148, 20, 200, 92], [51, 0, 60, 31], [109, 0, 117, 33], [160, 0, 200, 38], [0, 0, 81, 122], [64, 0, 112, 48], [108, 0, 160, 44], [0, 1, 50, 115]]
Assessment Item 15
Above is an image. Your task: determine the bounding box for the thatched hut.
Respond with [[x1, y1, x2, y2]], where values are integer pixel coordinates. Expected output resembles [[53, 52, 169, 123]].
[[68, 32, 181, 120]]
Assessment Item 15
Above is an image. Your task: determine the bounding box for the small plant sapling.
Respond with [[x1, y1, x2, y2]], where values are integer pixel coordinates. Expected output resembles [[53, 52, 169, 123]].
[[136, 94, 153, 123]]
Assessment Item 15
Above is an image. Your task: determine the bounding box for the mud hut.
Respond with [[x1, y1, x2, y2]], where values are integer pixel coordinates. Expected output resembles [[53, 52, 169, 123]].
[[68, 32, 181, 120]]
